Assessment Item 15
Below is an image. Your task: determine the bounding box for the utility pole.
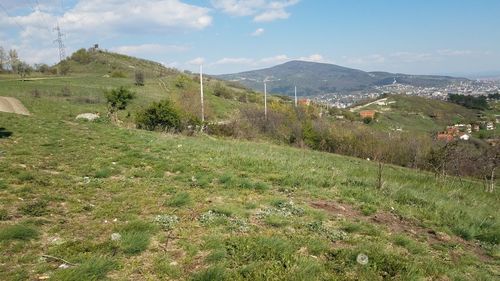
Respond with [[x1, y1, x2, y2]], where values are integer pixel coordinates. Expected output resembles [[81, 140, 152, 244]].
[[200, 64, 205, 123], [294, 85, 298, 107], [54, 23, 66, 62], [264, 82, 267, 119]]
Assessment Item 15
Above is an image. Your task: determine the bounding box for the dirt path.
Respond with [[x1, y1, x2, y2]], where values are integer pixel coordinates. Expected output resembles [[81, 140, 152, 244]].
[[0, 96, 30, 115], [310, 200, 491, 262]]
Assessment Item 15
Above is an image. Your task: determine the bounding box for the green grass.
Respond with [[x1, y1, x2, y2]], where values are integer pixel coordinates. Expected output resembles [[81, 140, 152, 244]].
[[0, 58, 499, 279], [50, 257, 116, 281], [0, 224, 38, 241]]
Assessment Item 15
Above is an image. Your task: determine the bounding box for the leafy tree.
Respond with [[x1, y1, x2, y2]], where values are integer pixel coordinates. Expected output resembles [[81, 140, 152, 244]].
[[8, 49, 19, 72], [105, 87, 136, 122], [448, 94, 489, 110], [136, 100, 181, 131], [15, 61, 32, 80], [58, 60, 70, 75], [0, 46, 6, 72], [135, 71, 145, 86]]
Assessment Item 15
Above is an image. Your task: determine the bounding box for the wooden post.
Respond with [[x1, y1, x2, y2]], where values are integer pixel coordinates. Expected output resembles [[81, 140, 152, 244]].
[[200, 65, 204, 123]]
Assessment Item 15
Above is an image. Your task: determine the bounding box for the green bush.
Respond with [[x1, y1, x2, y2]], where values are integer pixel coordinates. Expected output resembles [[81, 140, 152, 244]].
[[70, 48, 92, 64], [0, 224, 38, 241], [213, 82, 234, 99], [136, 100, 181, 131]]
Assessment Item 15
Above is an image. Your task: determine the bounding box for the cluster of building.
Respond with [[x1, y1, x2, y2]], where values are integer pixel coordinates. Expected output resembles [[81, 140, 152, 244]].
[[437, 121, 496, 142], [314, 80, 499, 108]]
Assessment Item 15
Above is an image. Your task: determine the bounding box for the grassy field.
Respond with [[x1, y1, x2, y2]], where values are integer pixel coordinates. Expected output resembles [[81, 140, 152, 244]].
[[0, 56, 499, 280]]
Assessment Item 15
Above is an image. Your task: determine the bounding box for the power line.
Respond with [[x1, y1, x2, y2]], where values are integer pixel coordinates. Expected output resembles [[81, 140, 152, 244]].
[[54, 24, 66, 62]]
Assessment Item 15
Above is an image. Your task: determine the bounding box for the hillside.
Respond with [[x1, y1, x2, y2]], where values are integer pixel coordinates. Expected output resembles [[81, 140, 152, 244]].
[[216, 60, 468, 96], [351, 95, 480, 133], [1, 52, 499, 280]]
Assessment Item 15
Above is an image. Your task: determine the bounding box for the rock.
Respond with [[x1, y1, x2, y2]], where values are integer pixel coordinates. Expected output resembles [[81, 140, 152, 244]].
[[58, 263, 70, 269], [76, 113, 100, 121], [356, 253, 369, 265], [111, 233, 121, 241]]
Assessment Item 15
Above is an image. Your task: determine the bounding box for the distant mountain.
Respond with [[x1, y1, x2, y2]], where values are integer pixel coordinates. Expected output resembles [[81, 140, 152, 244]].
[[215, 61, 468, 96]]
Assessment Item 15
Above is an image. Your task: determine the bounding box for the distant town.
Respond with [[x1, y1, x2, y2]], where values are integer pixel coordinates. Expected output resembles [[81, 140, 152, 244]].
[[314, 79, 500, 108]]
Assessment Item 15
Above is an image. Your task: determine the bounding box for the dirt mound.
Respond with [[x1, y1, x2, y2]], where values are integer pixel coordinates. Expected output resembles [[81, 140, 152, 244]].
[[0, 97, 30, 115]]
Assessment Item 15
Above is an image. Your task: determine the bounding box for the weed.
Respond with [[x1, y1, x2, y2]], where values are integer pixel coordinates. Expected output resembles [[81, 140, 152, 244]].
[[50, 257, 116, 281], [19, 200, 49, 217], [0, 209, 9, 221], [154, 214, 179, 231]]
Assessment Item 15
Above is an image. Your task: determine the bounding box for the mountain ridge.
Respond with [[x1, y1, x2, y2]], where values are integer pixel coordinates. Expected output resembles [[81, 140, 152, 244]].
[[215, 60, 469, 96]]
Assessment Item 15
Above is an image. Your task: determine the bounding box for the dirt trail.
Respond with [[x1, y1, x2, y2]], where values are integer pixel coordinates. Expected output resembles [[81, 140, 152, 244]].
[[0, 96, 30, 116], [310, 200, 491, 262]]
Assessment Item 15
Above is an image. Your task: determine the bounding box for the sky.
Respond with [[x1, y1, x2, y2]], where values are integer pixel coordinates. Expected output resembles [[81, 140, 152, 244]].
[[1, 0, 500, 76]]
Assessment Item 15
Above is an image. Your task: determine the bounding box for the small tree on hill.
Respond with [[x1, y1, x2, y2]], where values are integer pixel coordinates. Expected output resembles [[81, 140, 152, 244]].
[[105, 86, 136, 122], [135, 71, 145, 86], [58, 60, 70, 75]]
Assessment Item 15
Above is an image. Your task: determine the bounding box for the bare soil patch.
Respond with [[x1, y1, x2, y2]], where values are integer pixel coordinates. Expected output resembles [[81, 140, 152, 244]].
[[0, 96, 30, 115], [310, 200, 491, 261]]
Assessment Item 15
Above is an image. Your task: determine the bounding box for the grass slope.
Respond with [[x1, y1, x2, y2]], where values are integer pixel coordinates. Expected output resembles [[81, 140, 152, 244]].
[[354, 95, 479, 133], [0, 72, 499, 280]]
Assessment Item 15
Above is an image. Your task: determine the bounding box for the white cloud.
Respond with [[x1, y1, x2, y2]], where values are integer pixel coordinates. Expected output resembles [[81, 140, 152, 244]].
[[212, 0, 299, 22], [251, 28, 265, 36], [254, 9, 289, 22], [437, 49, 473, 56], [298, 54, 327, 63], [187, 57, 205, 65], [61, 0, 212, 34], [111, 44, 189, 57], [0, 0, 213, 64], [214, 57, 254, 65]]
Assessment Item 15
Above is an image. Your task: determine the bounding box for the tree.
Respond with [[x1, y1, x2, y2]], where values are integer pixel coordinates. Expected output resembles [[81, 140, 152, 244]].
[[135, 71, 145, 86], [58, 60, 70, 75], [8, 49, 19, 72], [105, 87, 136, 122], [15, 61, 32, 80], [0, 46, 6, 72]]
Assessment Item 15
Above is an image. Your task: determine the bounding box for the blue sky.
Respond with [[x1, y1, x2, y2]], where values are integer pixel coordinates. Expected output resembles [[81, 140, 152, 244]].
[[1, 0, 499, 76]]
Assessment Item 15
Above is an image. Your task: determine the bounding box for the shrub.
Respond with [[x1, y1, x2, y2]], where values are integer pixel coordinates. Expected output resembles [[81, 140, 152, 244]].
[[70, 48, 92, 64], [153, 215, 179, 231], [0, 224, 38, 241], [136, 100, 181, 131], [213, 82, 234, 99], [175, 74, 191, 88], [0, 209, 8, 220], [135, 71, 145, 86], [105, 86, 135, 119]]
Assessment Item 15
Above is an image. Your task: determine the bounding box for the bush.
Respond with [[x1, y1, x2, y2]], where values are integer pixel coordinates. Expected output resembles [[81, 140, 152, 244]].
[[105, 86, 135, 114], [0, 224, 38, 241], [58, 60, 70, 75], [175, 74, 191, 88], [136, 100, 181, 131], [213, 82, 234, 99], [70, 48, 92, 64], [135, 71, 145, 86]]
